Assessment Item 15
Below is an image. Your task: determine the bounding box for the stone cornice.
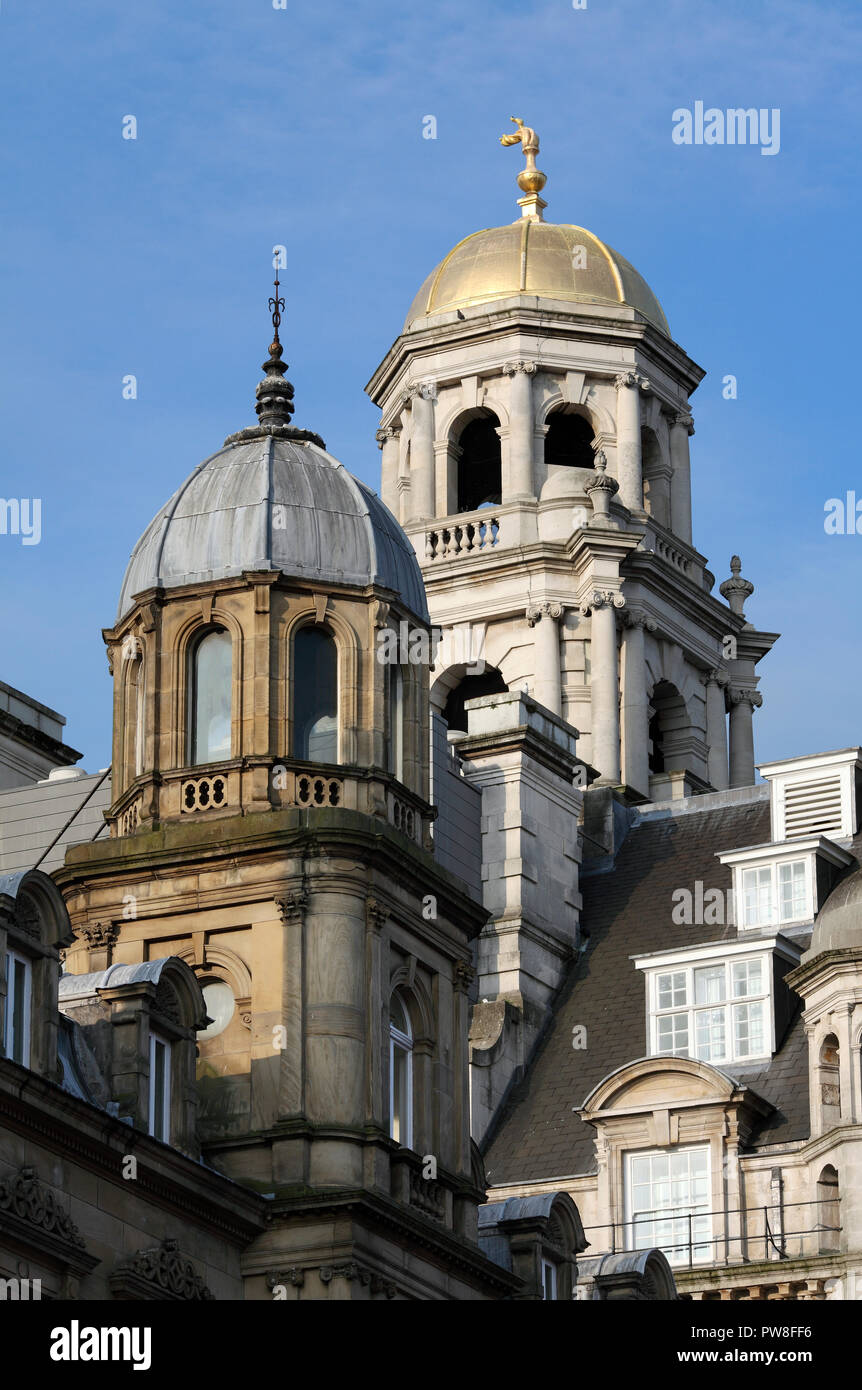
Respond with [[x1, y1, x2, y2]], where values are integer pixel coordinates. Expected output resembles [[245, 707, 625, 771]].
[[0, 1061, 266, 1247], [0, 708, 82, 770]]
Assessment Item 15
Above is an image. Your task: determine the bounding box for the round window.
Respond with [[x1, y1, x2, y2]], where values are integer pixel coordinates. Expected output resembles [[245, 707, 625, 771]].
[[198, 979, 235, 1040]]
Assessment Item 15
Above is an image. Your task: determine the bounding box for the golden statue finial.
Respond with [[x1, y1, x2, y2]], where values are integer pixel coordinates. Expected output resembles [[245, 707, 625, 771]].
[[500, 117, 547, 221]]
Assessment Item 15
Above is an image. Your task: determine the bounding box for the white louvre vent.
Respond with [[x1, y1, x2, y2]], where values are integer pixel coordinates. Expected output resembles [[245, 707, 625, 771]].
[[782, 776, 844, 839], [761, 749, 862, 844]]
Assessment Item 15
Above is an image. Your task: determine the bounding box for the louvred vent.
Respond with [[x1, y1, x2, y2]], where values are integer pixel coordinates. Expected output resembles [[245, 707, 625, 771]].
[[783, 776, 844, 838]]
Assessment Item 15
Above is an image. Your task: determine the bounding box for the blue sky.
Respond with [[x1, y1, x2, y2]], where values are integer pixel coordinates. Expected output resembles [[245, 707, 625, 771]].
[[1, 0, 860, 769]]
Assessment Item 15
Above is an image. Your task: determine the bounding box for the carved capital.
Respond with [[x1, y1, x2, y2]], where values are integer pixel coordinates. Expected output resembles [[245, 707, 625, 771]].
[[403, 381, 437, 403], [376, 426, 399, 447], [372, 599, 391, 630], [453, 959, 475, 994], [622, 608, 656, 633], [502, 359, 537, 376], [672, 410, 695, 436], [526, 601, 563, 627], [366, 897, 388, 932], [707, 666, 730, 688], [614, 370, 651, 393], [276, 890, 308, 923], [82, 920, 118, 948], [728, 688, 763, 710], [580, 590, 626, 616], [266, 1267, 305, 1290]]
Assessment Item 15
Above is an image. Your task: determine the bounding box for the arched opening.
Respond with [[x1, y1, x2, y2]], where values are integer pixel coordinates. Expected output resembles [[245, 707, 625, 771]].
[[442, 667, 507, 734], [816, 1165, 840, 1253], [457, 413, 501, 513], [819, 1034, 841, 1129], [642, 428, 669, 526], [123, 648, 145, 779], [544, 409, 595, 469], [648, 681, 689, 775], [389, 990, 413, 1147], [293, 626, 338, 763], [189, 627, 232, 765]]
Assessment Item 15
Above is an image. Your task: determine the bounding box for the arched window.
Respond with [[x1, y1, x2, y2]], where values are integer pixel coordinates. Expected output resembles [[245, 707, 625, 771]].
[[649, 681, 689, 776], [389, 991, 413, 1147], [816, 1165, 840, 1253], [819, 1034, 841, 1128], [457, 414, 501, 513], [544, 409, 595, 468], [123, 646, 145, 778], [189, 628, 232, 765], [386, 662, 404, 780], [293, 626, 338, 763]]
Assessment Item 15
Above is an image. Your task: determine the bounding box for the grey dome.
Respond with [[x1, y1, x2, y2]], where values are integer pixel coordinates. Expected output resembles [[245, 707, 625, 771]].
[[117, 434, 428, 623], [807, 866, 862, 957]]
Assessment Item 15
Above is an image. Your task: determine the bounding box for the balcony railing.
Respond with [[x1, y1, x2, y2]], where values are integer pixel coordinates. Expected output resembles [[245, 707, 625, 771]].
[[425, 512, 501, 561], [583, 1198, 841, 1271]]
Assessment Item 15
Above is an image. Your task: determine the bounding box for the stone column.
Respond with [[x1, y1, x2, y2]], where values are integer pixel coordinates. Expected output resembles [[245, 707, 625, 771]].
[[728, 689, 762, 788], [621, 610, 654, 797], [614, 371, 650, 513], [526, 601, 563, 716], [668, 411, 694, 545], [705, 668, 730, 791], [376, 426, 400, 515], [407, 383, 436, 521], [503, 360, 537, 499], [583, 590, 625, 783]]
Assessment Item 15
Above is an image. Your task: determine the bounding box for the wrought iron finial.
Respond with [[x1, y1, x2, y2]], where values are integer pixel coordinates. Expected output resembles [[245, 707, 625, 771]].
[[268, 269, 286, 355]]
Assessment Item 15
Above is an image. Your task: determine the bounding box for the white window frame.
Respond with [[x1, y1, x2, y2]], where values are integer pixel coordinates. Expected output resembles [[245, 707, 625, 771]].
[[647, 954, 771, 1064], [719, 837, 853, 932], [541, 1259, 558, 1300], [625, 1145, 713, 1268], [739, 858, 809, 929], [3, 950, 32, 1067], [148, 1031, 171, 1142], [389, 1001, 413, 1149]]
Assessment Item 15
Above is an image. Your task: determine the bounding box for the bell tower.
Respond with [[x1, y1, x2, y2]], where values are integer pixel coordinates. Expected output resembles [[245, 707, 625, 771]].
[[366, 121, 778, 803]]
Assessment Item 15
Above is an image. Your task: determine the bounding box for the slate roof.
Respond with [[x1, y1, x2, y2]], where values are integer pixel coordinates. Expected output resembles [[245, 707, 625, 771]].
[[117, 434, 429, 623], [0, 771, 111, 874], [484, 788, 836, 1186]]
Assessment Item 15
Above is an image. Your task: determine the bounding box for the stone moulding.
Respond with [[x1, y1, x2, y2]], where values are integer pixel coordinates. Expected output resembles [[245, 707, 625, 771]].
[[0, 1166, 99, 1281], [108, 1237, 214, 1301]]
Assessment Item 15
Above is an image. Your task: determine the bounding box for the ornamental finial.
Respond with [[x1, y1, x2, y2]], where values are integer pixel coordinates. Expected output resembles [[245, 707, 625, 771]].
[[256, 268, 295, 429], [500, 117, 547, 222], [719, 555, 755, 618]]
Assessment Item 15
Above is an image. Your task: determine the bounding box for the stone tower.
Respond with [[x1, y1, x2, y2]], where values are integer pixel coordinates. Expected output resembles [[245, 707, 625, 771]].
[[56, 315, 513, 1299], [366, 123, 778, 803]]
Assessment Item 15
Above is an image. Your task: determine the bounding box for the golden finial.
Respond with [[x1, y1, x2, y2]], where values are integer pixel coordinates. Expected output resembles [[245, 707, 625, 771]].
[[500, 117, 547, 221]]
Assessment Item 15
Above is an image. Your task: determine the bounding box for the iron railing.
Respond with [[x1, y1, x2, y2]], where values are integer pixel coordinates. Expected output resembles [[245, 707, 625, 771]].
[[582, 1198, 841, 1269]]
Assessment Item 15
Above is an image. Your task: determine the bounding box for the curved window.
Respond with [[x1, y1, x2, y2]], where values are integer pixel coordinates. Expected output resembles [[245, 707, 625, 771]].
[[389, 991, 413, 1147], [293, 627, 338, 763], [189, 628, 232, 765], [197, 979, 236, 1041]]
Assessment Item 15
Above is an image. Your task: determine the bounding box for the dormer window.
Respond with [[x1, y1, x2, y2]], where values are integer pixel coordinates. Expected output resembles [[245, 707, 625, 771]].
[[635, 937, 801, 1067], [3, 949, 32, 1067], [189, 627, 232, 765], [148, 1031, 171, 1142], [720, 838, 852, 933]]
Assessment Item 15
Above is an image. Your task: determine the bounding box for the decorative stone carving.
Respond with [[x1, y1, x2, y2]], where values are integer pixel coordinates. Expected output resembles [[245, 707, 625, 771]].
[[728, 688, 763, 710], [372, 599, 391, 629], [318, 1262, 397, 1297], [579, 590, 626, 617], [109, 1238, 214, 1301], [81, 922, 118, 950], [622, 608, 656, 633], [453, 959, 475, 993], [585, 450, 620, 520], [526, 601, 563, 627], [266, 1267, 305, 1290], [614, 370, 651, 393], [402, 381, 437, 403], [276, 891, 308, 923], [672, 410, 695, 436], [502, 359, 537, 376], [366, 897, 388, 932], [375, 426, 399, 447], [719, 555, 755, 617], [0, 1167, 85, 1249]]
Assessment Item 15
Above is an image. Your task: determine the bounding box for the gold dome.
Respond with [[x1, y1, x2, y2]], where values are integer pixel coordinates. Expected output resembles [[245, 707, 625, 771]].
[[404, 221, 670, 336]]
